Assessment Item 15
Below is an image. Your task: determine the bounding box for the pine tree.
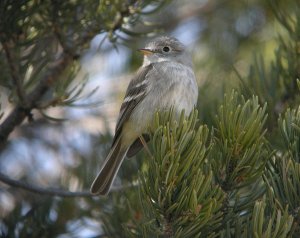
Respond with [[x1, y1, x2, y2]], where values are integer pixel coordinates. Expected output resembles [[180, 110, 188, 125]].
[[0, 0, 299, 237], [98, 1, 300, 237]]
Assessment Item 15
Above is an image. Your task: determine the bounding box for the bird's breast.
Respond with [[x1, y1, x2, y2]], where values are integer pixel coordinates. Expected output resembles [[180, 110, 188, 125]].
[[128, 63, 198, 135]]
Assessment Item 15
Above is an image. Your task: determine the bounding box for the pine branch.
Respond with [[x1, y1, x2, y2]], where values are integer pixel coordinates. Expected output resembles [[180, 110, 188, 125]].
[[238, 0, 300, 128], [0, 171, 92, 197], [0, 171, 130, 197], [0, 0, 159, 150], [213, 91, 268, 192], [264, 105, 300, 235], [251, 197, 293, 238], [0, 53, 72, 149], [136, 109, 225, 237]]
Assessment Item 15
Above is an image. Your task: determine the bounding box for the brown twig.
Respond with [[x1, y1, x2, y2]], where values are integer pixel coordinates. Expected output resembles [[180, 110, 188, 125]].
[[0, 171, 132, 197], [0, 171, 93, 197], [163, 215, 174, 238]]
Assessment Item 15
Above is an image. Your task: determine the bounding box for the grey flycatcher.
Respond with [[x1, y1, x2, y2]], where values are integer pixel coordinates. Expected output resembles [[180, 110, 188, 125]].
[[90, 36, 198, 195]]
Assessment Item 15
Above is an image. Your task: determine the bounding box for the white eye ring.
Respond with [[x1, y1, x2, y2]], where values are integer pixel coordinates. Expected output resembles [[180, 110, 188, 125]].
[[162, 46, 170, 52]]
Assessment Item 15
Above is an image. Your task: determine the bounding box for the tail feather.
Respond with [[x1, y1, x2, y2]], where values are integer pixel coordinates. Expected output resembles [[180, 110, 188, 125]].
[[90, 137, 128, 195]]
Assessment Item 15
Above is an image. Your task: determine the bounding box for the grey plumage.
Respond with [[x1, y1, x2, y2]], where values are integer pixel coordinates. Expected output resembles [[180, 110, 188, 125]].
[[90, 136, 127, 195], [90, 36, 198, 195]]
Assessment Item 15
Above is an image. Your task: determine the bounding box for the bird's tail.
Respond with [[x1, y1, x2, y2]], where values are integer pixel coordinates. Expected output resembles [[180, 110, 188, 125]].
[[90, 137, 127, 195]]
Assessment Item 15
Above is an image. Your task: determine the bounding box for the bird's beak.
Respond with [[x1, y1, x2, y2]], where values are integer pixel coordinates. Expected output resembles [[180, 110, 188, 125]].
[[138, 48, 154, 56]]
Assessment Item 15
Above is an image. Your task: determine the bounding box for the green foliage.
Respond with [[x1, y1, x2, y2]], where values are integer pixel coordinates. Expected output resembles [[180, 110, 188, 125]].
[[238, 0, 300, 128], [210, 92, 270, 236], [2, 198, 66, 238], [98, 189, 144, 238], [1, 0, 300, 237], [278, 107, 300, 162], [136, 110, 224, 237], [0, 0, 168, 112], [264, 106, 300, 236], [219, 197, 293, 238], [0, 0, 173, 237], [251, 198, 293, 238], [213, 91, 268, 191], [117, 91, 295, 237]]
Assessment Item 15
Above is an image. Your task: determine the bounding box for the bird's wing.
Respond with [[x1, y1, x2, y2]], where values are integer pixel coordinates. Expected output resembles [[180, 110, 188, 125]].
[[111, 64, 154, 146]]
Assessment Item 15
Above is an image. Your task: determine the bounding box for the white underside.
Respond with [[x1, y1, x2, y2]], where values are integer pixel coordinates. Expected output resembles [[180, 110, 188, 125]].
[[123, 61, 198, 142]]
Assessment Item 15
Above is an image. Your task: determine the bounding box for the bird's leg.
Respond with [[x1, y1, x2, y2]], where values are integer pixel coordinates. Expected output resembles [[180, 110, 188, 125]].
[[139, 135, 153, 158]]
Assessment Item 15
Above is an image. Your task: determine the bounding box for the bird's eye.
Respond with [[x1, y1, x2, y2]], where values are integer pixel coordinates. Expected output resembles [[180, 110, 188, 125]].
[[162, 46, 170, 52]]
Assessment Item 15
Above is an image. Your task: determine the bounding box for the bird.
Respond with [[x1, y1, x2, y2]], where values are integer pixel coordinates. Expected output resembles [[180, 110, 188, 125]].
[[90, 36, 198, 195]]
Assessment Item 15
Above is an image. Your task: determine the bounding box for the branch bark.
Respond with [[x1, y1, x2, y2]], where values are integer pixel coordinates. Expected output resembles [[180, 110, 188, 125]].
[[0, 171, 131, 197], [0, 171, 93, 197]]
